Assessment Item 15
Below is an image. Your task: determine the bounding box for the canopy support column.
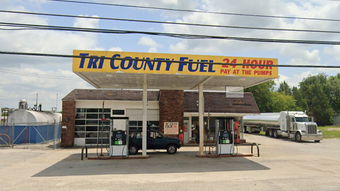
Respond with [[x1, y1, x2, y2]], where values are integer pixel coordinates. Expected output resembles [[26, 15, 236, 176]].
[[198, 83, 204, 156], [142, 74, 148, 156]]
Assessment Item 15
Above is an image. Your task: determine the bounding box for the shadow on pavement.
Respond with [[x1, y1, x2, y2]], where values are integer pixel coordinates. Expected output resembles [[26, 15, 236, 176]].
[[33, 150, 269, 177]]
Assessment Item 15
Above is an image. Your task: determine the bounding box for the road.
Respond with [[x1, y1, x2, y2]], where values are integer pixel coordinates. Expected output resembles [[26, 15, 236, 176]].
[[1, 134, 340, 191]]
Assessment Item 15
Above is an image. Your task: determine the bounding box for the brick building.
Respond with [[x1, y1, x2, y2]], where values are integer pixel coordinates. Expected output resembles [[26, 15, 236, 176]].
[[62, 89, 260, 147], [61, 89, 259, 147]]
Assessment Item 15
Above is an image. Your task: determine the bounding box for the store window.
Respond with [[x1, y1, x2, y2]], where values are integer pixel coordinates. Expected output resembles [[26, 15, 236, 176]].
[[129, 121, 159, 131], [75, 108, 111, 145], [75, 108, 159, 145]]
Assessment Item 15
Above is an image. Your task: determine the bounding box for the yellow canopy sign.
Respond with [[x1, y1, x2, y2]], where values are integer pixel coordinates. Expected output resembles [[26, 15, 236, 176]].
[[73, 50, 278, 78]]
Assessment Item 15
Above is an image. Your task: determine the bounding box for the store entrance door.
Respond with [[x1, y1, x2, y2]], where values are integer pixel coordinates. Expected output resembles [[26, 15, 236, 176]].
[[183, 119, 190, 144]]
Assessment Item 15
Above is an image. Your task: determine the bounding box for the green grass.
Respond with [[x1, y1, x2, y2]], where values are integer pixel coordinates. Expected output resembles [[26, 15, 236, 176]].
[[258, 131, 266, 136], [318, 126, 340, 139]]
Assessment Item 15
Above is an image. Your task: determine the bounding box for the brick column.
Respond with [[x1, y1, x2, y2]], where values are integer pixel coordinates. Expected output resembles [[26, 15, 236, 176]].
[[159, 90, 184, 140], [61, 101, 75, 147]]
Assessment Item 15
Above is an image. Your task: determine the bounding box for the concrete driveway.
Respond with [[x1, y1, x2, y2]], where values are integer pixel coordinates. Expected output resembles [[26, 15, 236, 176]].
[[1, 134, 340, 191]]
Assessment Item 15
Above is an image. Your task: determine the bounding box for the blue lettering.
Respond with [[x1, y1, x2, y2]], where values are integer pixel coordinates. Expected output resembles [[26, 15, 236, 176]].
[[133, 57, 143, 70], [199, 60, 208, 72], [110, 54, 120, 69], [188, 59, 199, 72], [87, 56, 99, 69], [178, 57, 188, 71], [208, 60, 215, 72], [165, 59, 174, 71], [155, 58, 165, 71], [143, 58, 154, 70], [79, 53, 89, 68], [121, 57, 133, 70]]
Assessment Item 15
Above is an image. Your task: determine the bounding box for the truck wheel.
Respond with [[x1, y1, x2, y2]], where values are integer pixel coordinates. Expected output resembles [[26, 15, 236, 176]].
[[295, 132, 302, 142], [315, 140, 320, 143], [129, 145, 139, 155], [273, 130, 278, 138], [244, 127, 249, 133], [167, 144, 177, 154], [265, 131, 269, 136]]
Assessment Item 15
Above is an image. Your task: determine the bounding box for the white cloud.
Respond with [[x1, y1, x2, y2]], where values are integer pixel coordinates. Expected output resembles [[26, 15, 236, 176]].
[[275, 67, 340, 89], [169, 39, 229, 54], [169, 41, 188, 52], [161, 0, 178, 5], [138, 36, 162, 48], [0, 4, 100, 109], [28, 0, 47, 3], [280, 46, 320, 65], [324, 46, 340, 61], [0, 67, 91, 110], [3, 0, 340, 110], [0, 6, 48, 24], [109, 47, 123, 51], [276, 71, 313, 88], [138, 37, 162, 52], [164, 0, 340, 55], [97, 0, 197, 18], [73, 15, 99, 28], [148, 47, 158, 53], [0, 11, 100, 67]]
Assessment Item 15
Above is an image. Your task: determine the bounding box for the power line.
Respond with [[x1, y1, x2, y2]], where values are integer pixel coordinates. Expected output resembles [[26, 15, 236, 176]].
[[1, 50, 340, 69], [0, 69, 81, 80], [2, 10, 340, 34], [1, 21, 340, 45], [48, 0, 340, 22]]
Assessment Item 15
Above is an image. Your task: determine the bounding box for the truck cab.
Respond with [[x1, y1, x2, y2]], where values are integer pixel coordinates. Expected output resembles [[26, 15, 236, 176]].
[[279, 111, 323, 142]]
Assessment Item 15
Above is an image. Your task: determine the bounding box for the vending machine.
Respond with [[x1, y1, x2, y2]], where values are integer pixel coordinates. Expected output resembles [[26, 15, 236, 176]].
[[216, 118, 235, 155], [109, 109, 129, 157]]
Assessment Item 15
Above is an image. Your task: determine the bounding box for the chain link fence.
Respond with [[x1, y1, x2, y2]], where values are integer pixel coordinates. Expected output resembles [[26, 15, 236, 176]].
[[0, 122, 61, 149]]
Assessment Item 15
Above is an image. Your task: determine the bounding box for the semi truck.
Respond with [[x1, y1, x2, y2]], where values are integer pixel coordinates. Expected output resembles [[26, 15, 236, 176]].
[[243, 111, 323, 142]]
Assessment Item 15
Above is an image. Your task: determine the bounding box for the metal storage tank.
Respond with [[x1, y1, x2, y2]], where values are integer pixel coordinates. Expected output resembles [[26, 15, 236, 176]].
[[1, 99, 62, 144], [9, 99, 61, 124]]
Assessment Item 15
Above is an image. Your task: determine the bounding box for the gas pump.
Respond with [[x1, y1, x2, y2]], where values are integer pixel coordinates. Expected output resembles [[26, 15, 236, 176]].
[[216, 118, 235, 155], [109, 116, 129, 157]]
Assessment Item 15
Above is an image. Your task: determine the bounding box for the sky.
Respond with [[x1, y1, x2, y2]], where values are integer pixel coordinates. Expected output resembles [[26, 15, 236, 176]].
[[1, 0, 340, 111]]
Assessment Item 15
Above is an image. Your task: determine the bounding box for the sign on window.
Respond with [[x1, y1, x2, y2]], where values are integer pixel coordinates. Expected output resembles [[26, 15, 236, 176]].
[[164, 122, 179, 135]]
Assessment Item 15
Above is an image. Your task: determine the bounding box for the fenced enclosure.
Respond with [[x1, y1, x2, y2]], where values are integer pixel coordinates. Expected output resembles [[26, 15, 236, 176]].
[[0, 122, 61, 149]]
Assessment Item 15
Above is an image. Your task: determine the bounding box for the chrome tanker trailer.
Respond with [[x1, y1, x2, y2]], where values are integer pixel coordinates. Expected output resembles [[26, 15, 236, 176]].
[[243, 111, 323, 142]]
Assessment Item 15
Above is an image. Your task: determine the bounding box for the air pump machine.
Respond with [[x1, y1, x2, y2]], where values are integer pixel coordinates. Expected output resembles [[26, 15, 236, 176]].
[[109, 109, 129, 157], [216, 118, 235, 155]]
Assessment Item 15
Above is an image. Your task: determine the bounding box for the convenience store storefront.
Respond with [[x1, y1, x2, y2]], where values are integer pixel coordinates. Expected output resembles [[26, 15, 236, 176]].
[[62, 90, 260, 146]]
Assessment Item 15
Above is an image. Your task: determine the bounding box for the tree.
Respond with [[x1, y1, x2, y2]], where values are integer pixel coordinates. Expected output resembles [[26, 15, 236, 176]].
[[292, 86, 308, 112], [327, 74, 340, 114], [245, 80, 275, 112], [277, 81, 292, 96], [299, 73, 334, 125], [271, 92, 300, 112]]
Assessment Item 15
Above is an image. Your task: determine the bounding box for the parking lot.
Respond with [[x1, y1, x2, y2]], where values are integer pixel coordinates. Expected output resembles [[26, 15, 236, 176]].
[[1, 134, 340, 191]]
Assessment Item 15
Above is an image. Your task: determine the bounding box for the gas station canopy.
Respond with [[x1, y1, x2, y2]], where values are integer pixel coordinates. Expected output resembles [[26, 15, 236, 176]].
[[73, 50, 278, 91], [72, 50, 278, 157]]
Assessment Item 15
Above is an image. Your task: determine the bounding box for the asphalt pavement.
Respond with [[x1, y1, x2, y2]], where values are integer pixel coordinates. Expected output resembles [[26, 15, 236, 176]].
[[1, 134, 340, 191]]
